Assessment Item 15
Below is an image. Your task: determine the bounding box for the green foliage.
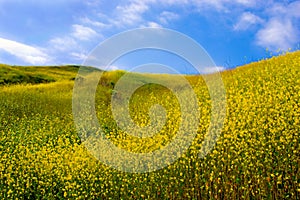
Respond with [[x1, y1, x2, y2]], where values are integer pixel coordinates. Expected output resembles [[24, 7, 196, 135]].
[[0, 64, 101, 85]]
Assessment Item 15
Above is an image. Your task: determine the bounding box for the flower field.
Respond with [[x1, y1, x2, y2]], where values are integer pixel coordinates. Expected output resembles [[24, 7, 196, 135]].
[[0, 52, 299, 199]]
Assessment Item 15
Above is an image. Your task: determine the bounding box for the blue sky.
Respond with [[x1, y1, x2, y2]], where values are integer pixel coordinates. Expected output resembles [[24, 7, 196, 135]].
[[0, 0, 299, 73]]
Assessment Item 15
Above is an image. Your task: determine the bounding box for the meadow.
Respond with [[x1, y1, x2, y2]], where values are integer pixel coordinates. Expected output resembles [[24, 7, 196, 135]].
[[0, 52, 299, 199]]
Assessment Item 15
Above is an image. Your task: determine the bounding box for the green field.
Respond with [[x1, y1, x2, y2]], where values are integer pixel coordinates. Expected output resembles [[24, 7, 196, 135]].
[[0, 52, 299, 199]]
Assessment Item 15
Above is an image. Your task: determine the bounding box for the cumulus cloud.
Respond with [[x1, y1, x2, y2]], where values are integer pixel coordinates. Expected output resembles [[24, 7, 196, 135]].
[[254, 1, 300, 51], [113, 1, 152, 27], [268, 1, 300, 18], [107, 0, 261, 29], [92, 0, 260, 33], [47, 23, 101, 64], [158, 11, 179, 24], [79, 17, 111, 29], [72, 24, 98, 41], [256, 18, 298, 51], [190, 0, 259, 12], [234, 12, 264, 31], [49, 37, 78, 52], [48, 28, 96, 64], [141, 21, 162, 28], [70, 52, 88, 61], [106, 0, 257, 28], [0, 37, 51, 65], [287, 1, 300, 18], [234, 0, 257, 7]]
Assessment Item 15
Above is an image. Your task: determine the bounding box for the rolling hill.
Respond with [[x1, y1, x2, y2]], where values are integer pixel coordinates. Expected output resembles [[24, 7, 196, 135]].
[[0, 51, 299, 199]]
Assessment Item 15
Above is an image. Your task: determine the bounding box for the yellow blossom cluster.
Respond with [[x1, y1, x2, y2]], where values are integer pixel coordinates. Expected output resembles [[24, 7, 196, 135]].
[[0, 51, 299, 199]]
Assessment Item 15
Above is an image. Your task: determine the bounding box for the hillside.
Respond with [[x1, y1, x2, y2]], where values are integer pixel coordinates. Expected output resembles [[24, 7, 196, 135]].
[[0, 64, 102, 85], [0, 51, 299, 199]]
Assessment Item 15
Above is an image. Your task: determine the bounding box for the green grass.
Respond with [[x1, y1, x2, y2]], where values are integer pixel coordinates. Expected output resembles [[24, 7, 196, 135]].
[[0, 51, 299, 199], [0, 64, 101, 85]]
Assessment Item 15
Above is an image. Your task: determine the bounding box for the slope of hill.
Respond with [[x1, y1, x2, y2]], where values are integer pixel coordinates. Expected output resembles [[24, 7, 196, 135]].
[[0, 51, 299, 199], [0, 64, 101, 85]]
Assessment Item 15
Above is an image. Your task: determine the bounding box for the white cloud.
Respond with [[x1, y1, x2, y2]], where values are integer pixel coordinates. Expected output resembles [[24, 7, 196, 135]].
[[267, 1, 300, 18], [95, 0, 259, 31], [103, 0, 172, 29], [114, 1, 151, 27], [70, 52, 88, 60], [72, 24, 98, 41], [162, 0, 189, 5], [84, 0, 102, 7], [256, 18, 298, 51], [234, 12, 264, 31], [195, 0, 227, 11], [104, 0, 257, 28], [79, 17, 111, 29], [159, 11, 179, 24], [47, 24, 100, 64], [254, 1, 300, 51], [0, 37, 51, 65], [234, 0, 257, 7], [48, 31, 88, 64], [141, 21, 162, 28], [190, 0, 259, 12], [49, 37, 78, 51], [287, 1, 300, 18]]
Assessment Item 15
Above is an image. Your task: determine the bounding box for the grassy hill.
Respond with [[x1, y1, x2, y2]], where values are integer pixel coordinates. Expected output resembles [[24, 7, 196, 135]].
[[0, 51, 299, 199], [0, 64, 102, 85]]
